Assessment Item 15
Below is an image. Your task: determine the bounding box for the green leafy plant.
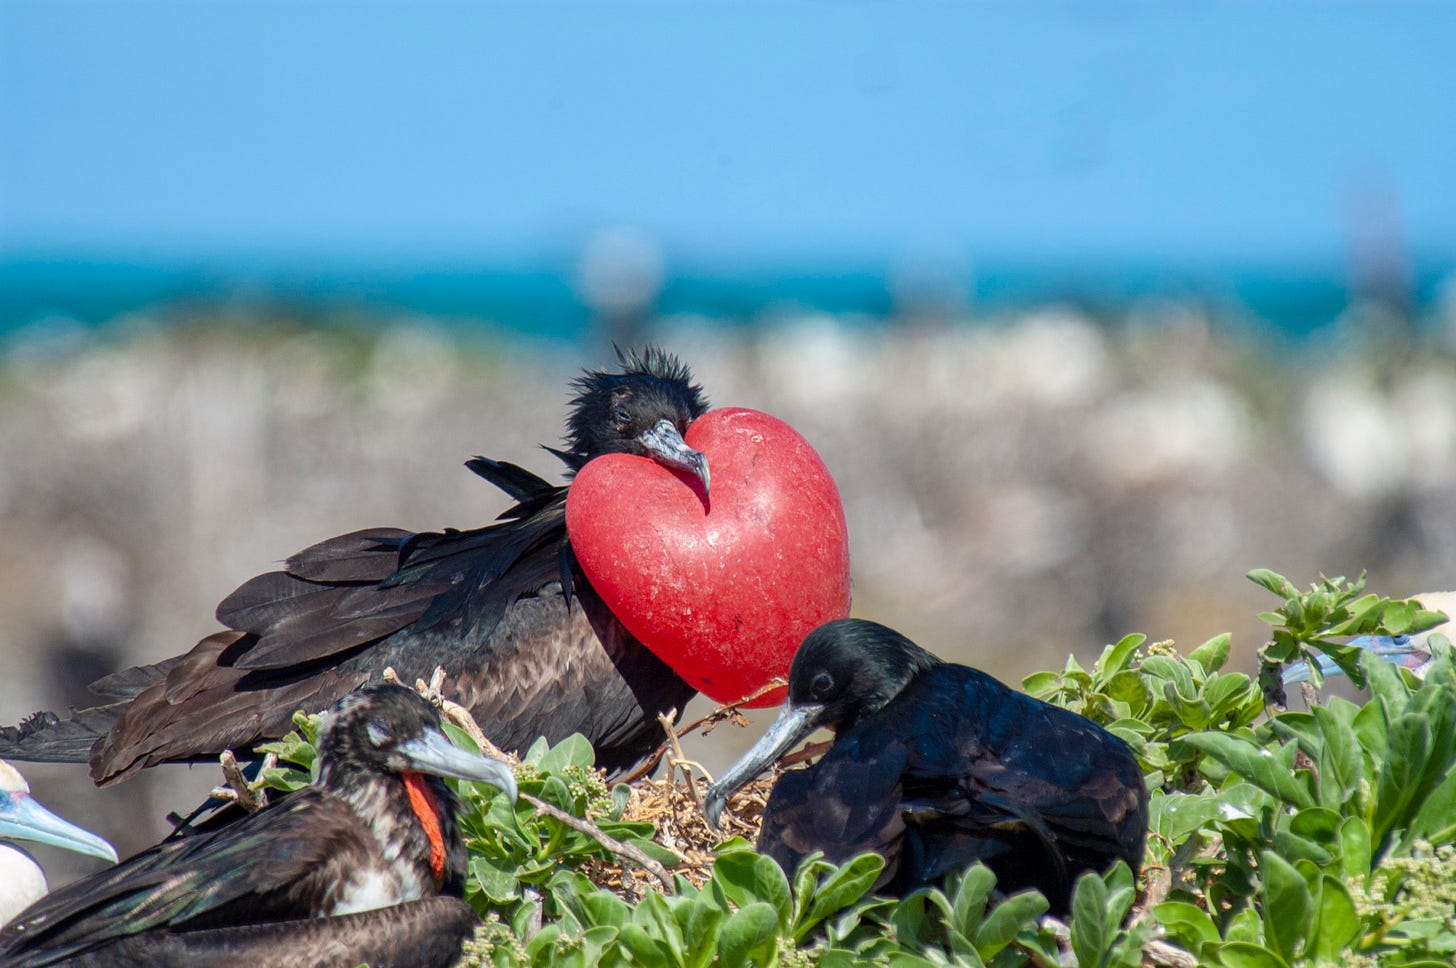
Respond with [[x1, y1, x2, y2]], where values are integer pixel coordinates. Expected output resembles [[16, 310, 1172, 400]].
[[250, 568, 1456, 967]]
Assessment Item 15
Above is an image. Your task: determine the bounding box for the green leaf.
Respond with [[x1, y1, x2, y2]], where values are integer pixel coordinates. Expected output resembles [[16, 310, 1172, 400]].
[[1405, 764, 1456, 847], [950, 865, 997, 939], [1260, 850, 1311, 963], [1151, 901, 1219, 949], [1070, 871, 1109, 968], [1189, 633, 1232, 674], [1247, 569, 1298, 599], [539, 734, 596, 774], [799, 853, 885, 940], [1217, 941, 1291, 968], [617, 923, 669, 968], [1022, 671, 1061, 697], [1311, 875, 1359, 963], [1373, 712, 1434, 845], [1183, 733, 1315, 809], [683, 898, 725, 968], [1096, 634, 1147, 682], [974, 890, 1048, 959], [719, 903, 780, 968]]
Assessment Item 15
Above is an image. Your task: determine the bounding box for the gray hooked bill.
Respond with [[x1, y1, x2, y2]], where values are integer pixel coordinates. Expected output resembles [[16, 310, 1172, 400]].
[[703, 701, 824, 829], [638, 418, 710, 494], [396, 731, 518, 803]]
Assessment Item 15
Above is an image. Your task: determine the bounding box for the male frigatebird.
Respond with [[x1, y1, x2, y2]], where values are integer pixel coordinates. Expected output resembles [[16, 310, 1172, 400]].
[[0, 762, 117, 925], [0, 347, 708, 784], [704, 619, 1149, 914], [0, 684, 515, 968]]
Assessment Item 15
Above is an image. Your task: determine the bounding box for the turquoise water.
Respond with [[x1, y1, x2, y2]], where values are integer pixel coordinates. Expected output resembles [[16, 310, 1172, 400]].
[[0, 255, 1448, 339]]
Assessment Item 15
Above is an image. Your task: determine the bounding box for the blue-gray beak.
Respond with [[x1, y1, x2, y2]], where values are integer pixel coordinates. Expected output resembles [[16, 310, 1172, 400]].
[[396, 730, 518, 803], [638, 419, 710, 494], [1282, 633, 1435, 686], [0, 790, 117, 864]]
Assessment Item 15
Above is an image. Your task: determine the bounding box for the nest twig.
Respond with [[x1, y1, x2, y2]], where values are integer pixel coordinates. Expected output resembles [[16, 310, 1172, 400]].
[[622, 677, 787, 784], [210, 749, 277, 813]]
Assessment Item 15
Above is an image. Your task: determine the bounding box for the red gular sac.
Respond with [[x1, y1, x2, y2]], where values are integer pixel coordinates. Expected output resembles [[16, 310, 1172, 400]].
[[566, 407, 851, 707]]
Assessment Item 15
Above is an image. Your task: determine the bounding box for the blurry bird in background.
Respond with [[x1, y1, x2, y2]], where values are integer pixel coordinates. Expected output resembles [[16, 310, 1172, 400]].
[[1281, 590, 1455, 687], [0, 761, 117, 926], [0, 685, 515, 968], [705, 619, 1148, 914]]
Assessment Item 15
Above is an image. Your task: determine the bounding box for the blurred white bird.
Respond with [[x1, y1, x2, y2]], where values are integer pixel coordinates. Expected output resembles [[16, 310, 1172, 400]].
[[0, 761, 117, 925]]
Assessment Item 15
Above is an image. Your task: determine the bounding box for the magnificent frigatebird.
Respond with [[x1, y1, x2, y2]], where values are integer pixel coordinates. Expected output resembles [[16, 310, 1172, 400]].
[[0, 347, 708, 784], [0, 684, 515, 968], [0, 762, 117, 925], [1282, 590, 1454, 687], [704, 619, 1149, 914]]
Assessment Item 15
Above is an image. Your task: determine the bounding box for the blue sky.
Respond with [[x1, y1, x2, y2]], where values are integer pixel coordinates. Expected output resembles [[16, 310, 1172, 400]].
[[2, 1, 1453, 272]]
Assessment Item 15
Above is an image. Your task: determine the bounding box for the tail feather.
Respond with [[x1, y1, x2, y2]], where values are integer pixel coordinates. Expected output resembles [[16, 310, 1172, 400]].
[[88, 657, 183, 701], [0, 704, 121, 764]]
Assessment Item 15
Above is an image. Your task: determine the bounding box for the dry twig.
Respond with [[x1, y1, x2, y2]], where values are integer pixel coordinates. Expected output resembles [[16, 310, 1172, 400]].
[[622, 677, 788, 783], [210, 749, 276, 813]]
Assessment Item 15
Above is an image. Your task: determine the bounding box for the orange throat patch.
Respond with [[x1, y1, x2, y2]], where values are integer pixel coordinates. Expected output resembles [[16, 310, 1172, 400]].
[[402, 771, 447, 883]]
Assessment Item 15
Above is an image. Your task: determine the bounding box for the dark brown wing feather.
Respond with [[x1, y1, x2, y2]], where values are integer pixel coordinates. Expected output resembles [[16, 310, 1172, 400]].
[[78, 479, 692, 784], [44, 897, 476, 968]]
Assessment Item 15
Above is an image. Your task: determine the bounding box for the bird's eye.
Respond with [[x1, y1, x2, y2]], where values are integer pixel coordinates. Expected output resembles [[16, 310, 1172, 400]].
[[810, 671, 834, 698], [1392, 634, 1412, 646], [366, 724, 392, 747], [612, 407, 631, 427]]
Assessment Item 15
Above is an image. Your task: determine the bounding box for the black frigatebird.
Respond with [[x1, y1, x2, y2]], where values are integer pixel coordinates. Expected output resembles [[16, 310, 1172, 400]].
[[0, 762, 118, 925], [0, 684, 515, 967], [704, 619, 1149, 914], [0, 347, 709, 784]]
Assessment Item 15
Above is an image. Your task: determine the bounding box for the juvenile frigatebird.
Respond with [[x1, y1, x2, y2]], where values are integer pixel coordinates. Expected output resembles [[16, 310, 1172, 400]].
[[0, 684, 515, 968], [704, 619, 1149, 914], [0, 347, 708, 784], [0, 762, 117, 925]]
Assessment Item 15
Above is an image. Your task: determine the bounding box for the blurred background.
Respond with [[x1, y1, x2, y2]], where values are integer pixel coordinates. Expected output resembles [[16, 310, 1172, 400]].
[[3, 1, 1456, 872]]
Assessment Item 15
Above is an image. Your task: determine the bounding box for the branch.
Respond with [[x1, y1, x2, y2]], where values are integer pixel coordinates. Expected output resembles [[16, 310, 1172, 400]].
[[622, 677, 787, 783], [522, 791, 674, 891]]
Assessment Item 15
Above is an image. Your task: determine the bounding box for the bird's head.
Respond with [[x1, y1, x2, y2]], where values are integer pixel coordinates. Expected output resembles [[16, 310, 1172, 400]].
[[317, 685, 517, 803], [0, 760, 117, 864], [1282, 590, 1455, 687], [703, 619, 937, 827], [554, 346, 711, 492]]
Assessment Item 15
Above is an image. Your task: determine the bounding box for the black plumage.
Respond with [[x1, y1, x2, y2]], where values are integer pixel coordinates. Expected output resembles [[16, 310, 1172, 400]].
[[0, 347, 709, 784], [704, 619, 1148, 913], [0, 684, 515, 968]]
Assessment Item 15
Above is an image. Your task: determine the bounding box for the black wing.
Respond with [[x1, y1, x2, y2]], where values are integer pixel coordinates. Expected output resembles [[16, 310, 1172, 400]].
[[896, 668, 1148, 907]]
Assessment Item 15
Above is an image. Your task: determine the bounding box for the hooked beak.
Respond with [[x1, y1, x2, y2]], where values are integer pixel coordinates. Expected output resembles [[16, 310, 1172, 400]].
[[638, 419, 710, 495], [1282, 634, 1435, 686], [0, 792, 118, 864], [396, 731, 518, 803], [704, 701, 824, 829]]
